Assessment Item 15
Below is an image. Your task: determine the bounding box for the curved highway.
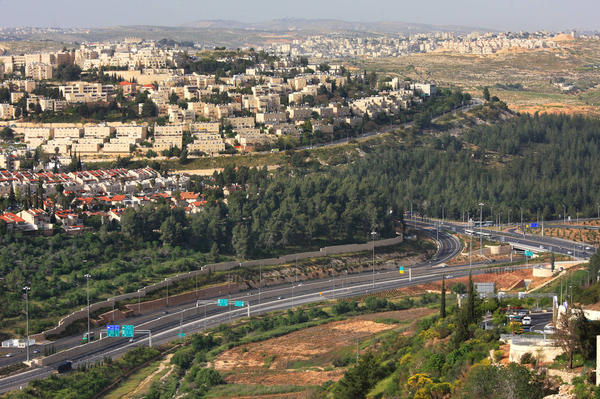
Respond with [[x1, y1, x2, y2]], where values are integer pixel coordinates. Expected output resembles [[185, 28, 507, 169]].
[[0, 226, 466, 393]]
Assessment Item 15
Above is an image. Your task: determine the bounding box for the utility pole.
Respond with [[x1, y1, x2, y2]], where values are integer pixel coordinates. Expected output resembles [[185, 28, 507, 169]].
[[84, 273, 91, 344], [23, 286, 30, 362], [371, 231, 377, 288], [259, 264, 262, 305], [166, 278, 169, 307]]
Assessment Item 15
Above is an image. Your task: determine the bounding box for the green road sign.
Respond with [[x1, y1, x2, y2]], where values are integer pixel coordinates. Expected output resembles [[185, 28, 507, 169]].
[[178, 333, 186, 337], [524, 250, 534, 257], [217, 299, 228, 306], [399, 266, 405, 274], [121, 325, 134, 338], [107, 325, 120, 337], [234, 300, 245, 307]]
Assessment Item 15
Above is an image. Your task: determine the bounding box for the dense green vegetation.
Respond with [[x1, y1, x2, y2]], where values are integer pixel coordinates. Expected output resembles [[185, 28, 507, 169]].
[[5, 346, 161, 399], [320, 274, 554, 399]]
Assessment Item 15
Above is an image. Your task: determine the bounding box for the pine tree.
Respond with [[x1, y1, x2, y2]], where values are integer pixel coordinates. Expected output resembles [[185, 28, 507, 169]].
[[441, 274, 446, 318]]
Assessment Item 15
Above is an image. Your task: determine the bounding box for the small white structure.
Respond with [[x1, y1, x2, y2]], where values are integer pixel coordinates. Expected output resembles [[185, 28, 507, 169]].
[[2, 338, 35, 348]]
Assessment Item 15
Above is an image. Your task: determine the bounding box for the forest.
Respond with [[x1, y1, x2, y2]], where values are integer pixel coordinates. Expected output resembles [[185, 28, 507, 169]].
[[4, 109, 600, 334]]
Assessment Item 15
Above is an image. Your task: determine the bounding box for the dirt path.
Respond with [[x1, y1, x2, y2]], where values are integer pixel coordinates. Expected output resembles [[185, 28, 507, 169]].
[[124, 353, 173, 399]]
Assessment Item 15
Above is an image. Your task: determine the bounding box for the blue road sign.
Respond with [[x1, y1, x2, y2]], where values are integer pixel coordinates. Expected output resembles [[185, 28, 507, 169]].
[[530, 223, 539, 228], [121, 325, 134, 338], [107, 325, 120, 337], [217, 299, 228, 306]]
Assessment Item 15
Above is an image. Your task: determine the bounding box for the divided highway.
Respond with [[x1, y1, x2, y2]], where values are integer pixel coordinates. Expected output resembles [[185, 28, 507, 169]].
[[409, 218, 596, 259], [0, 219, 541, 393], [0, 227, 466, 393]]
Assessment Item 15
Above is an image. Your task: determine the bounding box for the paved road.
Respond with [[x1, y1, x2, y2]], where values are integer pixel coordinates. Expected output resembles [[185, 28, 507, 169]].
[[299, 99, 482, 151], [0, 226, 468, 393], [409, 218, 595, 259]]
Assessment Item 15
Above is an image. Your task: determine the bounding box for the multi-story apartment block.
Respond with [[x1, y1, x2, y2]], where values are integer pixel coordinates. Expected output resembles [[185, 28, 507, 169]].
[[190, 122, 220, 134], [187, 133, 225, 155], [53, 127, 82, 139], [225, 117, 255, 129], [115, 125, 147, 141], [24, 127, 53, 141], [59, 82, 114, 103], [0, 104, 16, 120], [255, 112, 288, 124], [84, 126, 113, 139], [25, 62, 53, 80]]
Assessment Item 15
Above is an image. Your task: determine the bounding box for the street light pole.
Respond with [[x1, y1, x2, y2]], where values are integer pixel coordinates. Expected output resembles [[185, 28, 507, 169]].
[[84, 273, 91, 344], [371, 231, 377, 288], [23, 286, 30, 362], [479, 203, 484, 256]]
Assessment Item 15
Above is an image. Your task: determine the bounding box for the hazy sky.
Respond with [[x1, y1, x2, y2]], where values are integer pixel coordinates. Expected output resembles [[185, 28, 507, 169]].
[[1, 0, 598, 31]]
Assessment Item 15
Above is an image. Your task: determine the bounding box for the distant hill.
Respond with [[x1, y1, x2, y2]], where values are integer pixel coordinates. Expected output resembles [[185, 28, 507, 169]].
[[182, 18, 491, 34]]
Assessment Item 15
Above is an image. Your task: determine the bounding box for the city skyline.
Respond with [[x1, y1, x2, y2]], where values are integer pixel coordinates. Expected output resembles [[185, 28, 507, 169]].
[[0, 0, 599, 32]]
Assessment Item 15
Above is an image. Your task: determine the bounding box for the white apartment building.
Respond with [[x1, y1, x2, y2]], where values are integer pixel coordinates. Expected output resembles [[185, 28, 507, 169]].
[[25, 62, 53, 80], [53, 127, 82, 139], [24, 127, 53, 141], [84, 126, 113, 139], [115, 125, 147, 141], [0, 104, 16, 120], [225, 117, 255, 129]]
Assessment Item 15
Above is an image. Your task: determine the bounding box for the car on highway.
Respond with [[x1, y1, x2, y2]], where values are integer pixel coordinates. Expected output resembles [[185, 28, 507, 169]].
[[32, 349, 40, 354], [277, 296, 284, 300], [567, 251, 573, 255], [586, 246, 592, 250], [517, 310, 528, 316], [544, 324, 556, 335], [522, 316, 532, 326], [5, 353, 14, 357]]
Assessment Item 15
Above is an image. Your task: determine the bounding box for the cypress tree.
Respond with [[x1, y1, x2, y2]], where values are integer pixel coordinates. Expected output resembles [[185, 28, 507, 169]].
[[467, 270, 475, 324], [441, 274, 446, 318]]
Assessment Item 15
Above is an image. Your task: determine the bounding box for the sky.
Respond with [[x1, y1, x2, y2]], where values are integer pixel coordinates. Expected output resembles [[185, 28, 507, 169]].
[[0, 0, 598, 31]]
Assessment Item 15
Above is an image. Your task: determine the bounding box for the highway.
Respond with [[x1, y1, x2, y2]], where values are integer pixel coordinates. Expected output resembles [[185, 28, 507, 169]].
[[408, 218, 596, 259], [0, 218, 550, 393], [0, 226, 468, 393]]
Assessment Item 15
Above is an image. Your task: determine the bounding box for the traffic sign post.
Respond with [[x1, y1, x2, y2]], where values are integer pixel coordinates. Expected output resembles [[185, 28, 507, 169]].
[[217, 299, 228, 306], [121, 325, 134, 338], [107, 325, 120, 337]]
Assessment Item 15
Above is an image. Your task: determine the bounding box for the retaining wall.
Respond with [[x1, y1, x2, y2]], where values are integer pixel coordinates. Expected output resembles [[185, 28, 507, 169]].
[[34, 235, 403, 339]]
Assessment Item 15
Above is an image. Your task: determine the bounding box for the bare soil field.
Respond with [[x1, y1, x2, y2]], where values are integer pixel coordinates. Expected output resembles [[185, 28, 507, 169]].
[[350, 39, 600, 117], [213, 308, 434, 387]]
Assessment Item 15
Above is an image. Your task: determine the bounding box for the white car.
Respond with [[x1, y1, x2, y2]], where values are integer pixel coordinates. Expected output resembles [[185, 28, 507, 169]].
[[544, 324, 556, 334]]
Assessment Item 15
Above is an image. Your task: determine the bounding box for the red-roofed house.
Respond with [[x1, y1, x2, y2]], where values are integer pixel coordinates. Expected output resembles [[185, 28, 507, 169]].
[[17, 209, 52, 231], [0, 212, 31, 232]]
